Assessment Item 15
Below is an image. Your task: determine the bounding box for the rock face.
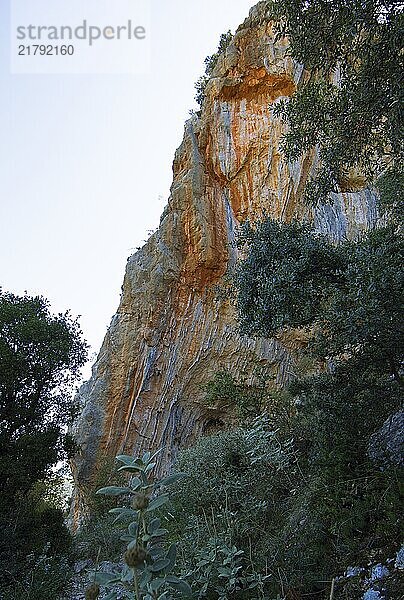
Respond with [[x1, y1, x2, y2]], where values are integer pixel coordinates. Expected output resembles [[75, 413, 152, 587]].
[[368, 411, 404, 469], [71, 1, 379, 526]]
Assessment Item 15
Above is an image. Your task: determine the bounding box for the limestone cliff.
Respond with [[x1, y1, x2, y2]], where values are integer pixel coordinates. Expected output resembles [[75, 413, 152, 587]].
[[71, 1, 379, 525]]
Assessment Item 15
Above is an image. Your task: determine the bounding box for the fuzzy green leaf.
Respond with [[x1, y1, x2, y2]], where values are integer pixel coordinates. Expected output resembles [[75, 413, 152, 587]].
[[96, 486, 131, 496], [159, 472, 188, 487], [146, 495, 169, 512]]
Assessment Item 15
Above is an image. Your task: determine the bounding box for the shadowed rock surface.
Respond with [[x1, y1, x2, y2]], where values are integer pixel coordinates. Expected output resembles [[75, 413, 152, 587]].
[[369, 411, 404, 469]]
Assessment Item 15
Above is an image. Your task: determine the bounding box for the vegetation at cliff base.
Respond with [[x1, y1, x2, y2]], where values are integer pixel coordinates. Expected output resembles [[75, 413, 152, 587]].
[[226, 208, 403, 597], [152, 221, 402, 599], [0, 290, 88, 598]]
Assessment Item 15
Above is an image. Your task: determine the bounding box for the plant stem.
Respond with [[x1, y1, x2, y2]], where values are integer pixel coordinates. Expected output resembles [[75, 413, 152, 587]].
[[329, 578, 335, 600], [142, 513, 148, 538], [133, 570, 141, 600], [133, 510, 141, 600]]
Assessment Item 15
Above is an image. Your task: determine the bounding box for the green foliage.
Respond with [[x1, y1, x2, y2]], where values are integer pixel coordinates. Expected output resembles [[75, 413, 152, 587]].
[[230, 7, 404, 586], [0, 549, 73, 600], [2, 499, 72, 562], [235, 218, 346, 334], [291, 360, 401, 473], [235, 220, 404, 385], [182, 536, 271, 600], [87, 367, 402, 598], [313, 226, 404, 370], [76, 513, 125, 564], [75, 454, 130, 564], [376, 166, 404, 218], [89, 453, 129, 517], [230, 206, 403, 596], [86, 449, 191, 600], [195, 31, 233, 107], [274, 357, 403, 594], [0, 477, 73, 598], [202, 369, 272, 419], [167, 420, 295, 598], [208, 205, 403, 596], [0, 290, 88, 590], [166, 368, 402, 598], [270, 0, 403, 203], [0, 290, 88, 495], [30, 469, 71, 512]]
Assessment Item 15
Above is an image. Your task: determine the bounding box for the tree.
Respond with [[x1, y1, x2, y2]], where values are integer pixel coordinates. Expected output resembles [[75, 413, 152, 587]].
[[235, 218, 346, 334], [0, 290, 88, 583], [235, 220, 403, 385], [268, 0, 403, 204], [233, 221, 403, 595]]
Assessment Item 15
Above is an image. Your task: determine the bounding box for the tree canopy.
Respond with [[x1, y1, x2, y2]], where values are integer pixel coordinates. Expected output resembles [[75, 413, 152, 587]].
[[235, 221, 403, 385], [0, 290, 88, 583], [269, 0, 403, 204], [0, 291, 88, 494]]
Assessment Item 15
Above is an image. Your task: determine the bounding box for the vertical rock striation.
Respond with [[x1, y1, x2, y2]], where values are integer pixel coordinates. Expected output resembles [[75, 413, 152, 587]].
[[71, 2, 379, 526]]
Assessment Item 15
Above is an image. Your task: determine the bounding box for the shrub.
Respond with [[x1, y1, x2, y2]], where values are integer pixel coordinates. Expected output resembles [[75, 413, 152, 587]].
[[202, 369, 273, 420], [74, 454, 130, 563], [75, 513, 124, 564], [167, 359, 403, 598], [0, 547, 72, 600], [195, 31, 233, 106], [167, 417, 296, 598]]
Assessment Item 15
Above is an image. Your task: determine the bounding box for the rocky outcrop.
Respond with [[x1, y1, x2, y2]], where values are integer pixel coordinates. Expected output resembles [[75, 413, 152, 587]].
[[71, 2, 380, 527], [368, 411, 404, 469]]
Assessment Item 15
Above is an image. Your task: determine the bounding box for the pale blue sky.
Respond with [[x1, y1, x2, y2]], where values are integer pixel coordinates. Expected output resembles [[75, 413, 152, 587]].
[[0, 0, 253, 373]]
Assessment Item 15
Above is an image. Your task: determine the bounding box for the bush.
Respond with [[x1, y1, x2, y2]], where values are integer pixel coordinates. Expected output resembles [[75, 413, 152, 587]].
[[202, 369, 275, 420], [166, 356, 403, 598], [75, 513, 124, 564], [0, 479, 73, 593], [74, 454, 130, 563], [167, 418, 296, 598], [195, 31, 233, 106], [0, 547, 72, 600]]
